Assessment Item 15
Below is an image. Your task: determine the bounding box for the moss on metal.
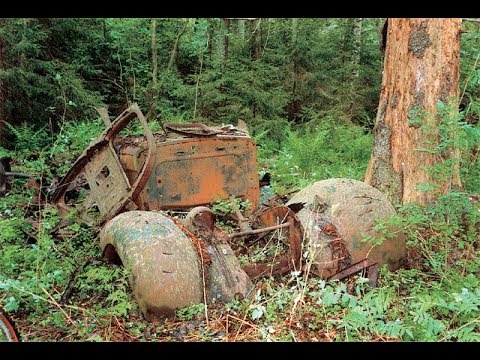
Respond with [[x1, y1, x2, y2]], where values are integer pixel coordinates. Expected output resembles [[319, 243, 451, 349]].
[[100, 211, 203, 320], [287, 178, 406, 278]]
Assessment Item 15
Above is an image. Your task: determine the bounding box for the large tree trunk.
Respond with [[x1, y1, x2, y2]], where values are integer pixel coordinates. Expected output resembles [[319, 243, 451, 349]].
[[365, 18, 462, 206]]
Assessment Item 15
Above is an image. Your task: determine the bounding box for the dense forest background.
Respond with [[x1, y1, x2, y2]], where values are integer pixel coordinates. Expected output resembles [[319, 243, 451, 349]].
[[1, 18, 479, 342], [0, 18, 383, 136], [2, 18, 479, 187], [0, 17, 387, 184]]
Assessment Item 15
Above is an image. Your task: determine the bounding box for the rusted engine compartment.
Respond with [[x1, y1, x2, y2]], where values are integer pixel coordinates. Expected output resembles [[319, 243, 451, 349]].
[[117, 125, 260, 212], [51, 103, 405, 320], [51, 103, 260, 224]]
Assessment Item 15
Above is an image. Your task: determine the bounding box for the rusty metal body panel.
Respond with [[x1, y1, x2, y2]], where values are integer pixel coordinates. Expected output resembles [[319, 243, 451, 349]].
[[100, 209, 254, 320], [51, 103, 155, 225], [118, 131, 260, 211], [100, 211, 204, 320], [286, 178, 406, 279], [182, 206, 254, 303], [237, 206, 303, 279], [206, 242, 253, 303]]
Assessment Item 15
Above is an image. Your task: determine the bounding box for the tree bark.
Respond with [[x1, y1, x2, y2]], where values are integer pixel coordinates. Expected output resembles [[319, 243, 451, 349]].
[[223, 18, 230, 67], [0, 19, 7, 143], [19, 18, 29, 68], [292, 18, 298, 44], [340, 19, 354, 84], [252, 18, 262, 60], [151, 18, 158, 87], [148, 18, 158, 119], [238, 19, 245, 40], [365, 18, 462, 206], [289, 18, 299, 123], [215, 19, 223, 62], [167, 19, 189, 71], [352, 18, 362, 77]]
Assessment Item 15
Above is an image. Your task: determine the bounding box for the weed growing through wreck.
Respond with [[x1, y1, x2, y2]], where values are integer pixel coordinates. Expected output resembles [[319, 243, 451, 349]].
[[211, 196, 251, 216], [211, 196, 252, 233]]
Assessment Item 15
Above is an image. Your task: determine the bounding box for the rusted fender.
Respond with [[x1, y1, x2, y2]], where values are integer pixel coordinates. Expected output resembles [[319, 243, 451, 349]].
[[286, 178, 406, 278], [182, 207, 254, 303], [206, 243, 254, 303], [99, 211, 203, 320]]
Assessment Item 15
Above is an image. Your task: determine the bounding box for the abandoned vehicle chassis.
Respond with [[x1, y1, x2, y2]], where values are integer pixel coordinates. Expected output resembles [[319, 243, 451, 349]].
[[51, 103, 405, 319]]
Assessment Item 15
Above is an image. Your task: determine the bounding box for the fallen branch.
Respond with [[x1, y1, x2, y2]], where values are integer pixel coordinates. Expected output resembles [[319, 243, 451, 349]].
[[60, 258, 96, 305], [229, 221, 291, 239]]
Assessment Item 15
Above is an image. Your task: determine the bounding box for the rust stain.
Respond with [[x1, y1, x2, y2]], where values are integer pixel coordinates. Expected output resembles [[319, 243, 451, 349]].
[[328, 258, 379, 287], [286, 178, 406, 278], [99, 211, 204, 320], [241, 206, 303, 279], [119, 126, 260, 212], [51, 103, 155, 225], [53, 108, 259, 224]]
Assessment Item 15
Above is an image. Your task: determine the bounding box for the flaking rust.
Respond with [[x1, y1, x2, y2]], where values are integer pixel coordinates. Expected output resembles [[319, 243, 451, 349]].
[[117, 122, 260, 212], [52, 106, 259, 225], [100, 211, 204, 320], [237, 206, 303, 279], [286, 178, 406, 282], [100, 209, 253, 320], [51, 103, 156, 225]]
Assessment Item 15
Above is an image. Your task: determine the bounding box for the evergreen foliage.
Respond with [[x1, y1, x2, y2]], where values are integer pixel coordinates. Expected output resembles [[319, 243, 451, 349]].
[[0, 18, 479, 342]]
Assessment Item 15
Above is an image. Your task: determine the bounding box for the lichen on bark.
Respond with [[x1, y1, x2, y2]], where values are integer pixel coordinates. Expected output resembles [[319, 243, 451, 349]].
[[407, 90, 426, 125], [409, 28, 431, 58], [367, 18, 461, 206], [369, 99, 403, 205], [390, 93, 399, 108]]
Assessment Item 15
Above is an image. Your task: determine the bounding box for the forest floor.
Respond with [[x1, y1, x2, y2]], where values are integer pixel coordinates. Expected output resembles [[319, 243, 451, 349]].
[[6, 186, 476, 343]]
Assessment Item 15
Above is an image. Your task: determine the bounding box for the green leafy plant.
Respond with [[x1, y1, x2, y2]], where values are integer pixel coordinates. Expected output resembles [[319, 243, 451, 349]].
[[269, 117, 372, 190], [176, 303, 206, 321]]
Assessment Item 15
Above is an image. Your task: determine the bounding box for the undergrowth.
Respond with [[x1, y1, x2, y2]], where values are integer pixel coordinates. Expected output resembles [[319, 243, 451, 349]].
[[257, 117, 372, 192], [0, 107, 479, 342]]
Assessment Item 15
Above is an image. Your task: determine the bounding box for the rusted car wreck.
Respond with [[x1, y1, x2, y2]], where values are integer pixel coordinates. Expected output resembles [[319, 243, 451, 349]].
[[51, 103, 406, 320]]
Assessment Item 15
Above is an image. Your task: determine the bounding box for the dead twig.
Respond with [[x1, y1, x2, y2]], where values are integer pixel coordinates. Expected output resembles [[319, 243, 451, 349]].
[[229, 221, 291, 239], [228, 313, 259, 332], [41, 287, 78, 328], [60, 258, 95, 305]]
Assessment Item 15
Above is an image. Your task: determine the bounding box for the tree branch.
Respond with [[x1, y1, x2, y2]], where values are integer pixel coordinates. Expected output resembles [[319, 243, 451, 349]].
[[167, 19, 189, 71], [463, 18, 480, 23]]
